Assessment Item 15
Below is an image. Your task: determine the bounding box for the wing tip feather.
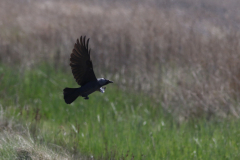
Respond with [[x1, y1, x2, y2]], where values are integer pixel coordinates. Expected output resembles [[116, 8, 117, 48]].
[[69, 35, 96, 86]]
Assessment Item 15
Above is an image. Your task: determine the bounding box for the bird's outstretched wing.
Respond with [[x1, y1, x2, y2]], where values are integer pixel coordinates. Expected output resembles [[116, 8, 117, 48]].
[[70, 36, 97, 86]]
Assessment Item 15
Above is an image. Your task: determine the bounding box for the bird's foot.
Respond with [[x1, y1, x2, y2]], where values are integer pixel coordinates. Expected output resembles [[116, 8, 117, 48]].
[[84, 96, 89, 100]]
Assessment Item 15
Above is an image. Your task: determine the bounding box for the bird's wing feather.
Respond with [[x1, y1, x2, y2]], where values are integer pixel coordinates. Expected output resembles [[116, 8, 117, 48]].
[[70, 36, 97, 86]]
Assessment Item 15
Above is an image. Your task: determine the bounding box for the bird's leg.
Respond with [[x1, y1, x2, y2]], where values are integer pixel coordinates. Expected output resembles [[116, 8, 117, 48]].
[[83, 96, 89, 100], [81, 94, 89, 100]]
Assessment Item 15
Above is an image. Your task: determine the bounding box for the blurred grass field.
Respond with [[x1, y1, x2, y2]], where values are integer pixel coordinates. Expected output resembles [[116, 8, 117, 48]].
[[1, 0, 240, 159], [1, 64, 240, 159], [1, 0, 240, 119]]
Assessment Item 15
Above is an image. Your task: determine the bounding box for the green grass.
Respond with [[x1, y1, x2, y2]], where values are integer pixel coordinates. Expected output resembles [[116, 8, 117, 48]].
[[1, 63, 240, 159]]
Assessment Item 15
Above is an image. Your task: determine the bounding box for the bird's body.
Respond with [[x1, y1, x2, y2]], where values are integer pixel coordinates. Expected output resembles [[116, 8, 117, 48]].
[[78, 80, 100, 96], [63, 36, 113, 104], [64, 80, 101, 104]]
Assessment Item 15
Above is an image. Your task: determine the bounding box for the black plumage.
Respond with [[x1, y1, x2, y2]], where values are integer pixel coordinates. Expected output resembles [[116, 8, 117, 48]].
[[63, 36, 113, 104], [70, 36, 97, 86]]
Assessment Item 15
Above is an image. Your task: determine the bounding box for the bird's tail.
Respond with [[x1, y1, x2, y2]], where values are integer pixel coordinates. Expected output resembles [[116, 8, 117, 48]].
[[63, 87, 80, 104]]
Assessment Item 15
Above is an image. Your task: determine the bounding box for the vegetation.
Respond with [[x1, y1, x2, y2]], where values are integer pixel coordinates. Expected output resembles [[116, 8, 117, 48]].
[[1, 0, 240, 119], [1, 0, 240, 159], [1, 65, 240, 159]]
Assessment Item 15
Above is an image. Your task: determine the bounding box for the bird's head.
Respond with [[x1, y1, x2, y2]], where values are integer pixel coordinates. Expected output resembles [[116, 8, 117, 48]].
[[98, 78, 113, 86]]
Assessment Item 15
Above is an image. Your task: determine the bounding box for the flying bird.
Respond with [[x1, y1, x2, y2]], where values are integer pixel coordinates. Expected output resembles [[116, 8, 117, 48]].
[[63, 36, 113, 104]]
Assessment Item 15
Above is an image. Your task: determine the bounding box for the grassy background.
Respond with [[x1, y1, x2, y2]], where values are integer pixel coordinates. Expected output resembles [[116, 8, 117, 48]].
[[1, 0, 240, 119], [1, 0, 240, 159], [1, 64, 240, 159]]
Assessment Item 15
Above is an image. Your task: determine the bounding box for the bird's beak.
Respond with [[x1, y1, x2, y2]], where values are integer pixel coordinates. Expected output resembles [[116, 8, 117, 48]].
[[108, 80, 113, 83]]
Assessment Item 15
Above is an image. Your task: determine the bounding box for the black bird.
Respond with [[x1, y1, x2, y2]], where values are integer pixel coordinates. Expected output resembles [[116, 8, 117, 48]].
[[63, 36, 113, 104]]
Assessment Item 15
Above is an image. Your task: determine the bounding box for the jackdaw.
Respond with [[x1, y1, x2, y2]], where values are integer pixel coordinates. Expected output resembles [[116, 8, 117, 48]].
[[63, 36, 113, 104]]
